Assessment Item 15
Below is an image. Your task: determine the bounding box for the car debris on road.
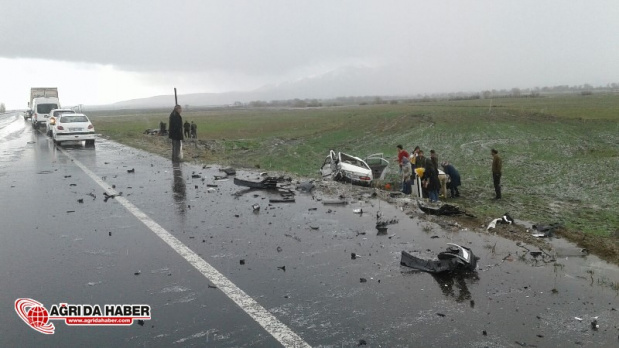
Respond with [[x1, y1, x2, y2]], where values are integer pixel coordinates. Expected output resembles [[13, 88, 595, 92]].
[[418, 201, 474, 217], [487, 213, 515, 230], [401, 243, 478, 273]]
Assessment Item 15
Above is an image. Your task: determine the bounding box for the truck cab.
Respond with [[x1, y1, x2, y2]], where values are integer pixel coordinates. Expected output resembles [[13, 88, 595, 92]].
[[31, 97, 60, 129]]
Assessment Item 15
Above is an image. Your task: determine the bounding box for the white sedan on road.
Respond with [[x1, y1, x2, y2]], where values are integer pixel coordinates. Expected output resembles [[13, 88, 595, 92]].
[[46, 108, 76, 136], [51, 113, 96, 146]]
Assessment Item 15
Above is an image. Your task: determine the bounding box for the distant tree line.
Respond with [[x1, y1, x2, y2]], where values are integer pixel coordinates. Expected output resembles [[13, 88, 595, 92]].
[[235, 82, 619, 109], [247, 98, 323, 108]]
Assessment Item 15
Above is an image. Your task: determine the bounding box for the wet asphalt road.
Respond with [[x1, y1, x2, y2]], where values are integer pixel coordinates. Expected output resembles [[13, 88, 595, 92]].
[[1, 112, 618, 348]]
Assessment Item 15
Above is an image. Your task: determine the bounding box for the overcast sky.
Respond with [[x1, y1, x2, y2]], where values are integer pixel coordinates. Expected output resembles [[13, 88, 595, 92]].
[[1, 0, 618, 109]]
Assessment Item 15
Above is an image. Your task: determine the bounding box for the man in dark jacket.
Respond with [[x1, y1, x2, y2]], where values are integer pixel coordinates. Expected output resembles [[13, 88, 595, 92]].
[[183, 120, 190, 138], [423, 162, 441, 203], [190, 121, 197, 139], [441, 162, 461, 198], [416, 150, 428, 169], [169, 105, 184, 162], [430, 150, 439, 171], [491, 149, 502, 199]]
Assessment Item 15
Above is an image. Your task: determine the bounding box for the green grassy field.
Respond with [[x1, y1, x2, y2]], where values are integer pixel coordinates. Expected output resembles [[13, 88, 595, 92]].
[[88, 94, 619, 239]]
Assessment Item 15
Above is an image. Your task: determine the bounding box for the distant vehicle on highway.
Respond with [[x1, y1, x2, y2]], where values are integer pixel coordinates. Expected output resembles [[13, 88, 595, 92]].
[[46, 109, 76, 136], [31, 97, 60, 129], [28, 87, 59, 128], [51, 113, 95, 146]]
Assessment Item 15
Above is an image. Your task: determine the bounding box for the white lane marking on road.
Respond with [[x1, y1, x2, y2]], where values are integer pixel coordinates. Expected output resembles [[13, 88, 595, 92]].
[[60, 148, 311, 348]]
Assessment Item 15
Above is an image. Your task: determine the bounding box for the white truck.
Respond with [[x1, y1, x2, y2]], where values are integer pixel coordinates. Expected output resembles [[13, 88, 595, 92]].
[[28, 87, 60, 128]]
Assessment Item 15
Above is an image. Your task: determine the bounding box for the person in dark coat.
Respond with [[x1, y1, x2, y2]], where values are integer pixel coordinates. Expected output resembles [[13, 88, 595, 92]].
[[441, 161, 461, 198], [491, 148, 502, 199], [183, 120, 190, 138], [190, 121, 197, 139], [416, 150, 428, 169], [423, 162, 441, 203], [430, 149, 439, 171], [169, 105, 184, 162], [401, 155, 412, 195]]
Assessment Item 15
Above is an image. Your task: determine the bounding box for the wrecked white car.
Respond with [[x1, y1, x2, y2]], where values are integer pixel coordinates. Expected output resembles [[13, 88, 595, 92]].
[[320, 150, 375, 186]]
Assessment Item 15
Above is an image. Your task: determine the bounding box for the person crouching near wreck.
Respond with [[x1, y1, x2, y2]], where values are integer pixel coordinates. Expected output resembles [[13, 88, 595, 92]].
[[169, 105, 184, 162], [423, 161, 441, 203], [441, 161, 461, 198]]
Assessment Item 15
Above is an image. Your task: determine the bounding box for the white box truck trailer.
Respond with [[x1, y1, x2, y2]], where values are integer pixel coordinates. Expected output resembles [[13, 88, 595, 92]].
[[28, 88, 60, 128]]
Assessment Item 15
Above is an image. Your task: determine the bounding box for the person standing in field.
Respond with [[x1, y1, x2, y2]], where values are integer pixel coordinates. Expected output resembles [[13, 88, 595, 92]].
[[169, 105, 184, 162], [410, 146, 420, 166], [430, 149, 439, 171], [423, 161, 441, 203], [491, 148, 502, 199], [416, 150, 428, 169], [396, 145, 409, 190], [190, 121, 197, 139], [441, 161, 461, 198], [396, 145, 409, 172], [401, 153, 412, 194], [183, 120, 190, 138]]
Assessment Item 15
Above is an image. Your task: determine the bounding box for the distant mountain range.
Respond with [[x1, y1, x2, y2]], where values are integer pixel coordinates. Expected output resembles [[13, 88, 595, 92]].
[[95, 66, 415, 109]]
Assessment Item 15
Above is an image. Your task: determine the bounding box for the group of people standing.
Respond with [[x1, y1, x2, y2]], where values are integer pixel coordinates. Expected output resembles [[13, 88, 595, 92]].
[[396, 145, 462, 203], [184, 120, 197, 139], [396, 144, 503, 202]]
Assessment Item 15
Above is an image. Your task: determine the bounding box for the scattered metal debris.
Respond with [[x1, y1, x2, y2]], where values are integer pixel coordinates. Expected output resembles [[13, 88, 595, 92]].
[[296, 181, 315, 192], [269, 198, 295, 203], [418, 201, 474, 217], [234, 177, 278, 189], [103, 192, 117, 202], [322, 200, 347, 205], [531, 223, 562, 238], [127, 168, 135, 173], [401, 243, 478, 273], [487, 213, 514, 230], [220, 167, 236, 176]]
